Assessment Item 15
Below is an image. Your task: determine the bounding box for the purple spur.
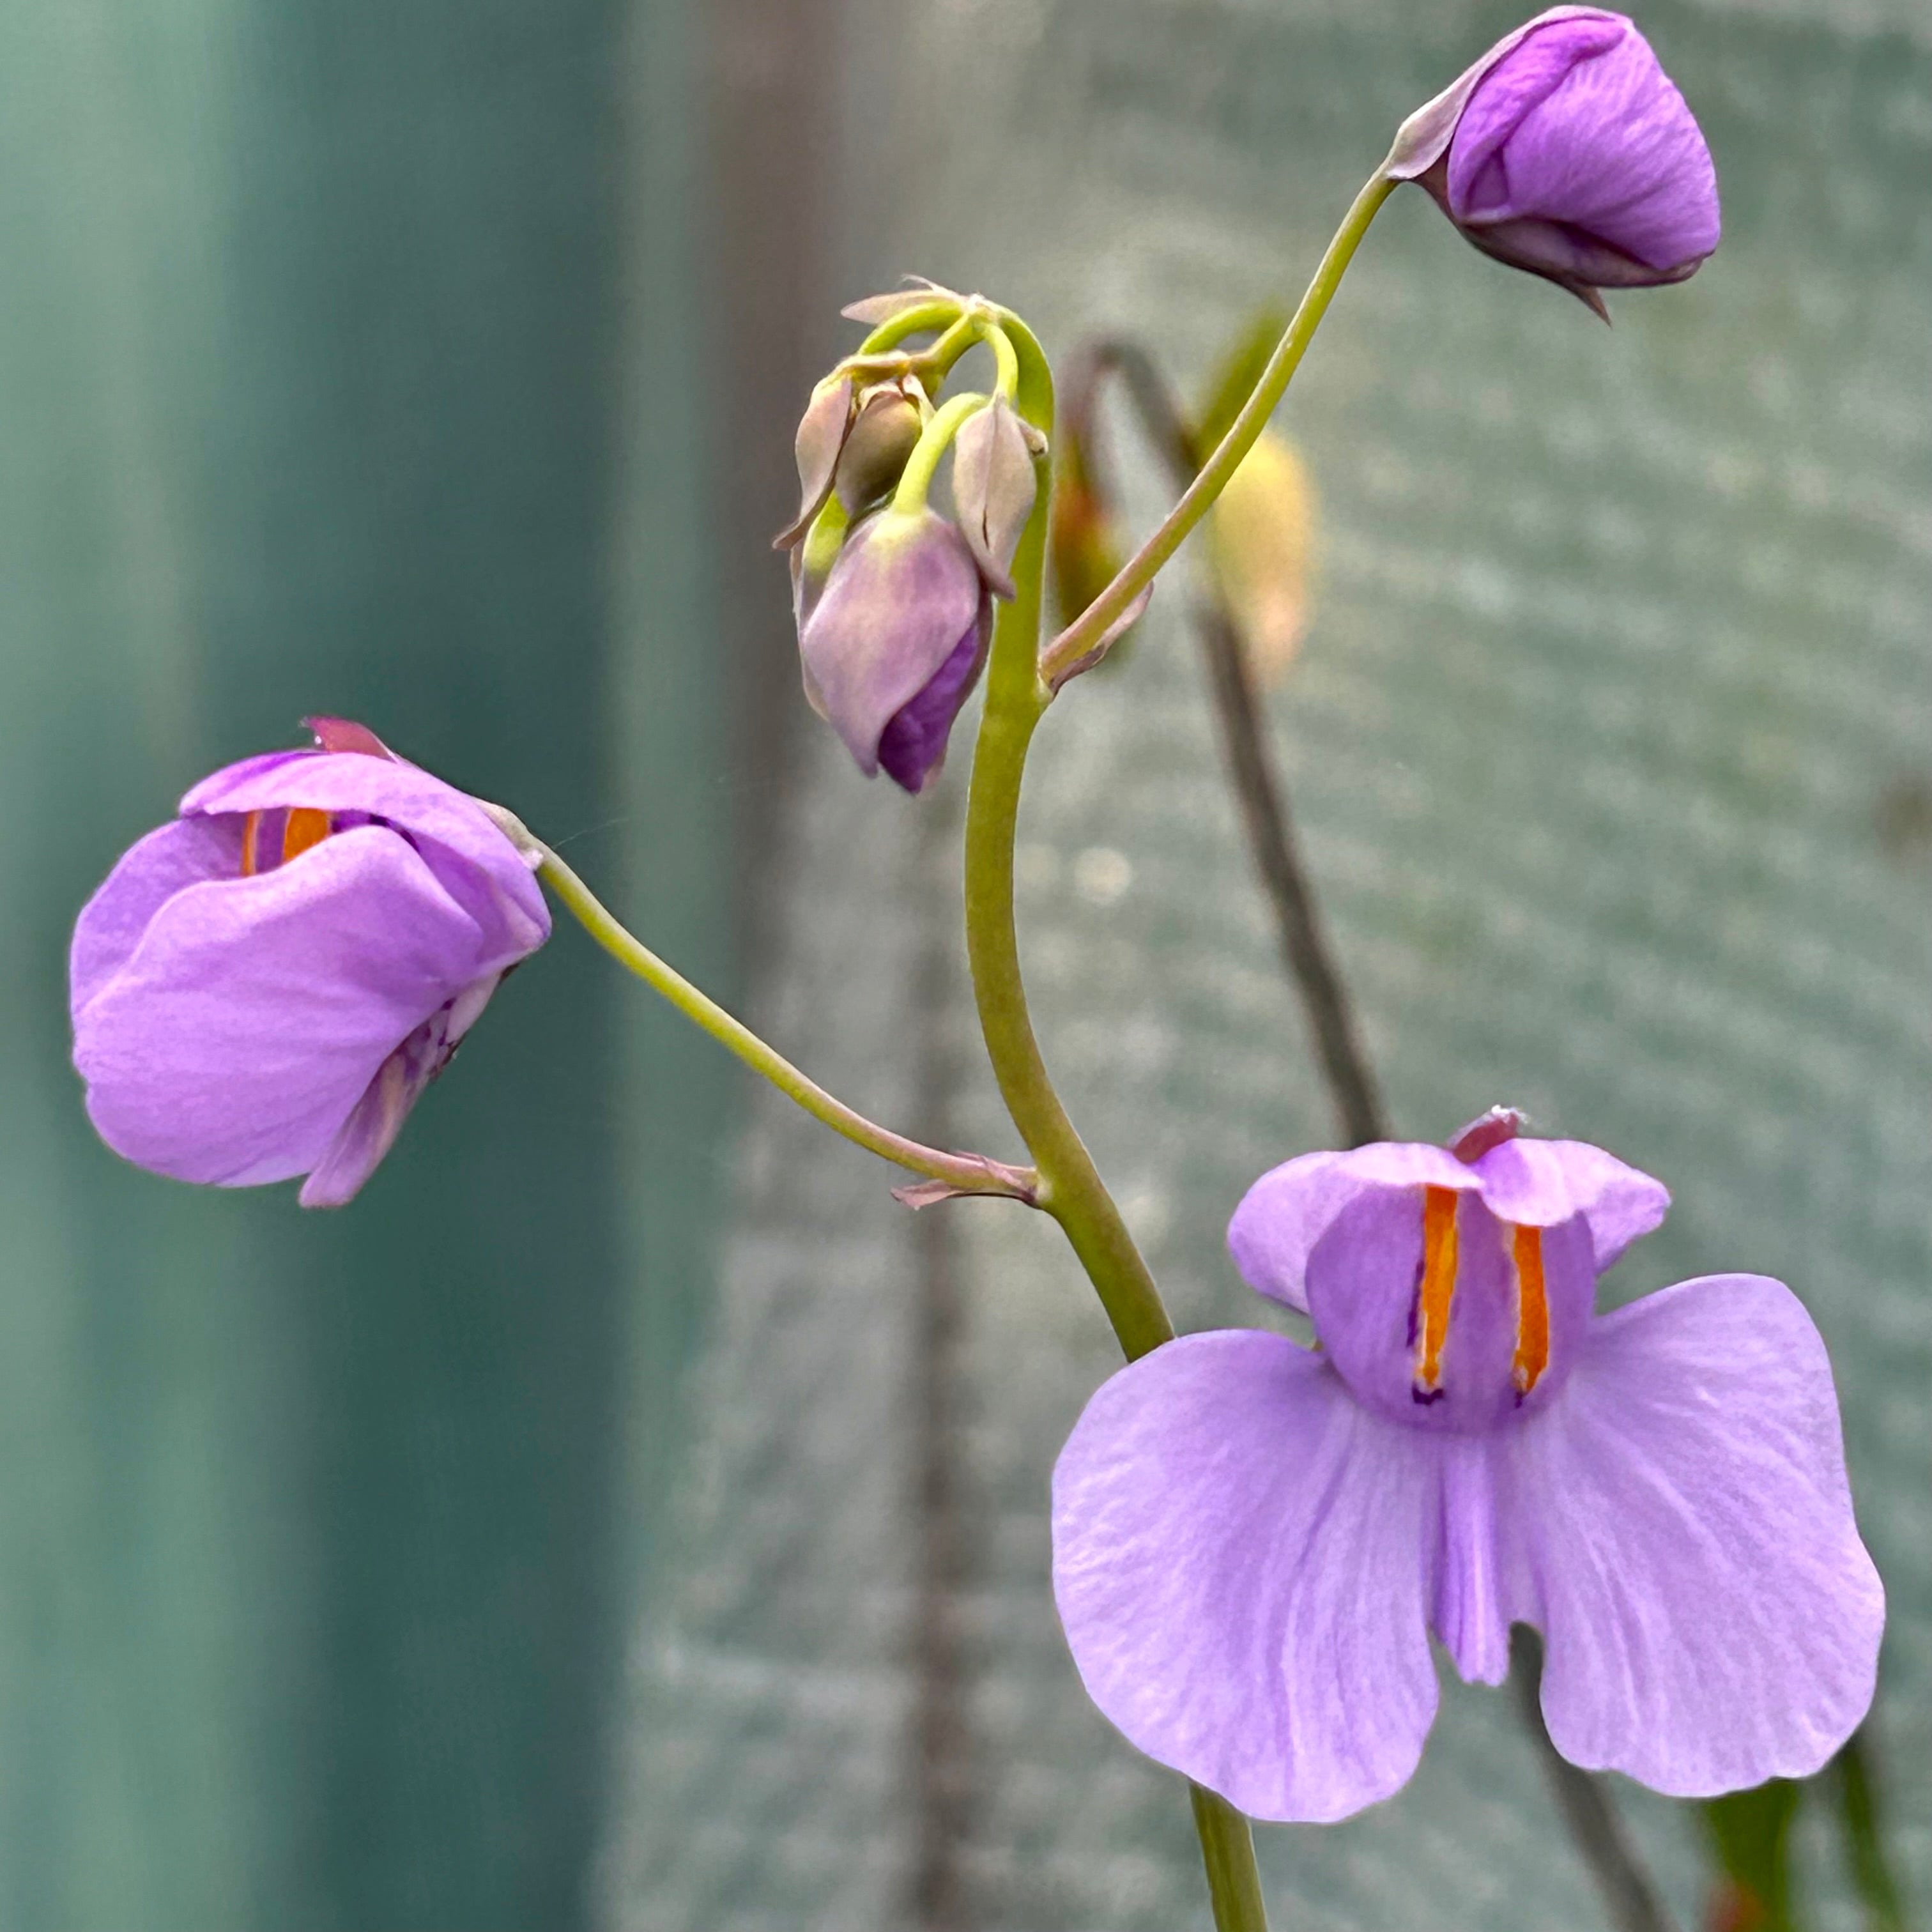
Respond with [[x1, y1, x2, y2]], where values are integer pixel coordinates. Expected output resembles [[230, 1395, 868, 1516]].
[[70, 719, 549, 1208], [1052, 1109, 1882, 1822]]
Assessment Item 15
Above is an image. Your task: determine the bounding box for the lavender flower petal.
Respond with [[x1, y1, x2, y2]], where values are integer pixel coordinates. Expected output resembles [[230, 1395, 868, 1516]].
[[1447, 15, 1720, 275], [73, 829, 494, 1189], [181, 750, 548, 956], [70, 816, 245, 1016], [799, 508, 989, 779], [1468, 1134, 1669, 1270], [1052, 1330, 1439, 1823], [298, 972, 502, 1207], [1500, 1273, 1884, 1793], [876, 622, 986, 793]]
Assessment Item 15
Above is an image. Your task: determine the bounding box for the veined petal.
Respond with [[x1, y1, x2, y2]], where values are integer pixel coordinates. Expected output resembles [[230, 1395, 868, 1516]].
[[1052, 1330, 1439, 1823], [73, 829, 491, 1188], [1228, 1144, 1472, 1312], [70, 815, 245, 1018], [1466, 1135, 1669, 1269], [182, 750, 549, 951], [296, 972, 501, 1208], [1499, 1274, 1883, 1794]]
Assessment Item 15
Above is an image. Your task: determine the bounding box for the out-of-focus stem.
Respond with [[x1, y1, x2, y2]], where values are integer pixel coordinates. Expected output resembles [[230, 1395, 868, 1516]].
[[1039, 172, 1394, 689], [1513, 1630, 1678, 1932], [535, 841, 1036, 1204], [1077, 337, 1383, 1147]]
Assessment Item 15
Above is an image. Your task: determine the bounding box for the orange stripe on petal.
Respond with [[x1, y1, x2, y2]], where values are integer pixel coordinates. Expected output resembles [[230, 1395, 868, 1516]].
[[1416, 1184, 1459, 1390], [281, 806, 332, 864], [1512, 1223, 1549, 1394]]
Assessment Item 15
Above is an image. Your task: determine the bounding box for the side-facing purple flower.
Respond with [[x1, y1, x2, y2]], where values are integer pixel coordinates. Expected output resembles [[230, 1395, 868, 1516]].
[[1386, 8, 1720, 313], [799, 506, 992, 793], [70, 719, 549, 1208], [1052, 1108, 1882, 1823]]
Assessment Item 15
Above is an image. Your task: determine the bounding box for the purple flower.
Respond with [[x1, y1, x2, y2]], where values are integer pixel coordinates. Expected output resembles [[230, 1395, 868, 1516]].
[[799, 507, 992, 793], [70, 720, 550, 1208], [1052, 1110, 1882, 1823], [1386, 8, 1720, 312]]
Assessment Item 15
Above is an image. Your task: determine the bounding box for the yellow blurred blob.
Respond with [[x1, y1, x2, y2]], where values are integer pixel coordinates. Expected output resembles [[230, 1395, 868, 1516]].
[[1206, 431, 1315, 687]]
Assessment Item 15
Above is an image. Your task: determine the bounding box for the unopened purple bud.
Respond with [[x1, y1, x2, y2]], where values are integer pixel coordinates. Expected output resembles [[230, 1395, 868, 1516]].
[[951, 395, 1043, 597], [1387, 8, 1719, 312], [799, 507, 990, 792]]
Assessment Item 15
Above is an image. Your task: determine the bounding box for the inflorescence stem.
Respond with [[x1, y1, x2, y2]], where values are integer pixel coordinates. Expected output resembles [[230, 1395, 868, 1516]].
[[534, 841, 1037, 1207]]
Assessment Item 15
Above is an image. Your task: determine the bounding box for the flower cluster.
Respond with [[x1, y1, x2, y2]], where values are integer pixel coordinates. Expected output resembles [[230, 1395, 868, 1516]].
[[779, 305, 1045, 793]]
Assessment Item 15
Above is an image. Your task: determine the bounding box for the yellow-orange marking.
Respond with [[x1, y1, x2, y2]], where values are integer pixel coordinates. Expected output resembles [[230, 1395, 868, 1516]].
[[1416, 1184, 1460, 1390], [240, 810, 263, 877], [1512, 1223, 1549, 1395], [281, 807, 332, 864]]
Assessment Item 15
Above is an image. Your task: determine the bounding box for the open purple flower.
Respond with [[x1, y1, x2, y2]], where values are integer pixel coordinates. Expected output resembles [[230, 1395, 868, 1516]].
[[70, 719, 549, 1208], [1386, 8, 1720, 313], [1052, 1110, 1882, 1823]]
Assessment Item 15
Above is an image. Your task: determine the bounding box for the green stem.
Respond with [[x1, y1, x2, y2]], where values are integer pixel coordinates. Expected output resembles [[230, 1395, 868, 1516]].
[[962, 318, 1264, 1928], [535, 840, 1037, 1204], [961, 321, 1173, 1362], [1039, 171, 1394, 688], [1192, 1786, 1270, 1932], [894, 392, 992, 513]]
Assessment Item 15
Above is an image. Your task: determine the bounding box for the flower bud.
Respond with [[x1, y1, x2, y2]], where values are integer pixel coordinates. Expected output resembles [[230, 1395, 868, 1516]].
[[799, 507, 991, 793], [778, 374, 930, 547], [1386, 8, 1719, 313], [1206, 431, 1314, 687], [834, 379, 925, 518], [951, 396, 1043, 597], [779, 375, 855, 548]]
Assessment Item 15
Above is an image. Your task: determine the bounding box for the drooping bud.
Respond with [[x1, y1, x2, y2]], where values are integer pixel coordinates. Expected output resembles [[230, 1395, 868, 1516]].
[[1206, 431, 1314, 687], [835, 378, 926, 518], [778, 374, 930, 548], [1385, 8, 1719, 315], [799, 508, 991, 793], [779, 376, 855, 548], [951, 395, 1043, 597]]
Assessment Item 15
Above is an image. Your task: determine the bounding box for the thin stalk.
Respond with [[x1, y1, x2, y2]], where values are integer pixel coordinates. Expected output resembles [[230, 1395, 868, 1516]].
[[959, 318, 1262, 1927], [535, 840, 1036, 1204], [1039, 172, 1395, 688], [960, 319, 1172, 1361], [1192, 1786, 1271, 1932]]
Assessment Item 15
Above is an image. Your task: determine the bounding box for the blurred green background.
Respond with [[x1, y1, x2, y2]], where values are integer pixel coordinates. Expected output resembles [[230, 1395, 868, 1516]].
[[1, 0, 1925, 1928]]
